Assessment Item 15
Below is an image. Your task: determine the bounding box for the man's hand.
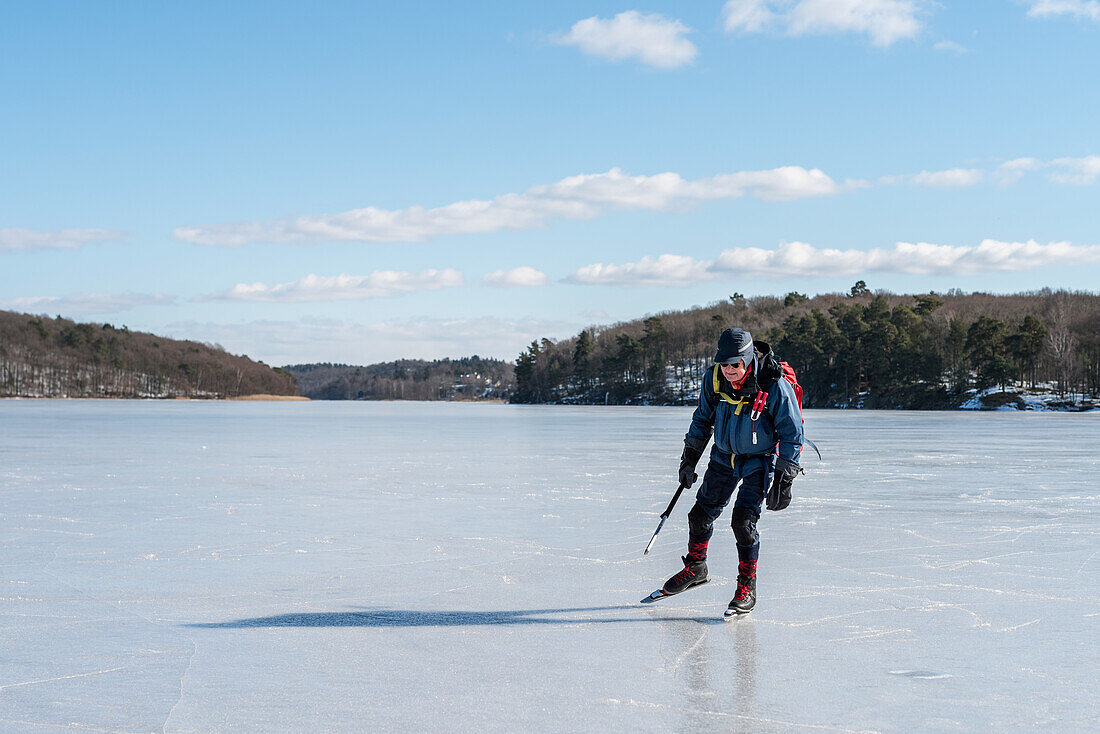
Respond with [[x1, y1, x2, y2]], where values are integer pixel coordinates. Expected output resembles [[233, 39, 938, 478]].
[[679, 445, 703, 488], [766, 457, 801, 511]]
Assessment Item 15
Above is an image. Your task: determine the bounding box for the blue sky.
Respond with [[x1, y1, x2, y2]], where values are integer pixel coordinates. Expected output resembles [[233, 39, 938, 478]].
[[2, 1, 1099, 365]]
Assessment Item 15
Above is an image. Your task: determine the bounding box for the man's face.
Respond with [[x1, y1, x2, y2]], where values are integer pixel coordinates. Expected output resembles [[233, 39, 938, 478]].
[[720, 359, 747, 384]]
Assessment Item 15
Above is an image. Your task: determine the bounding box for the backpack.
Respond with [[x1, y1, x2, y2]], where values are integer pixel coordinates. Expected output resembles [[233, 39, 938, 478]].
[[751, 348, 817, 459], [747, 350, 804, 425], [775, 360, 804, 422]]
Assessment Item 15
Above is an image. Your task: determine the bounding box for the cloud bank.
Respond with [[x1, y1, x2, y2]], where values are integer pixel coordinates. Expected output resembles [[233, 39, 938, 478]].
[[1048, 155, 1100, 185], [879, 168, 984, 187], [200, 269, 465, 303], [723, 0, 924, 47], [995, 157, 1042, 185], [566, 255, 712, 287], [170, 155, 1098, 248], [163, 315, 581, 365], [0, 228, 124, 252], [567, 239, 1100, 286], [932, 40, 968, 54], [482, 266, 548, 287], [1025, 1, 1100, 22], [995, 155, 1100, 185], [173, 166, 840, 247], [0, 292, 175, 315], [554, 11, 698, 69]]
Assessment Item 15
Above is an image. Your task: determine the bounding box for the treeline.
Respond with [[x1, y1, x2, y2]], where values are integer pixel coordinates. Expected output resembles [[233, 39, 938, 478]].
[[0, 310, 299, 398], [511, 285, 1100, 409], [285, 356, 514, 400]]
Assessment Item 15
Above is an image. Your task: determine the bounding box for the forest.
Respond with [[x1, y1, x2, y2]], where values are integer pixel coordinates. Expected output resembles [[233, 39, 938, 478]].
[[5, 286, 1097, 407], [286, 356, 514, 401], [510, 285, 1100, 409], [0, 310, 299, 398]]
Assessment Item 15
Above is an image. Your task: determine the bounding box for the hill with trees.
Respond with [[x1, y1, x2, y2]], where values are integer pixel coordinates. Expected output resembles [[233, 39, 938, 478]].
[[285, 356, 514, 401], [510, 285, 1099, 410], [0, 310, 298, 398]]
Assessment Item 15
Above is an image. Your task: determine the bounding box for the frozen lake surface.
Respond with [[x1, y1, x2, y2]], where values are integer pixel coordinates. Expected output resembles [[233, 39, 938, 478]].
[[2, 401, 1098, 732]]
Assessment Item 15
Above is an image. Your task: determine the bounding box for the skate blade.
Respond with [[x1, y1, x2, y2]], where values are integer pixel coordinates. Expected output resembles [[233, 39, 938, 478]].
[[640, 578, 708, 604], [723, 606, 752, 618]]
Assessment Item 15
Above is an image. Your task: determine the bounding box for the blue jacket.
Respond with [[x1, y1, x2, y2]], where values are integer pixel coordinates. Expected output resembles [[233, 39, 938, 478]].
[[685, 364, 804, 477]]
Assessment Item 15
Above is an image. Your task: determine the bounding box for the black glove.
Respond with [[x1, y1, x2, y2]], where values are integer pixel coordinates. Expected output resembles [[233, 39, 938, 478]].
[[679, 445, 703, 488], [766, 457, 802, 511]]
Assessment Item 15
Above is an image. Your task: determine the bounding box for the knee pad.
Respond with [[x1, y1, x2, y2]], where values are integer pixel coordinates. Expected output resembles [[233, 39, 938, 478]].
[[731, 506, 758, 546], [687, 504, 714, 537]]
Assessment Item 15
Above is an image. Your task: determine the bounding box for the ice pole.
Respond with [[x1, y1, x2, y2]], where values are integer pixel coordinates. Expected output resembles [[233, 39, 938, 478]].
[[643, 481, 688, 555]]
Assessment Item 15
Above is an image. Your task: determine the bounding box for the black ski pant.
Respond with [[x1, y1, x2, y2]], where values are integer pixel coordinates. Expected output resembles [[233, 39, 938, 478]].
[[686, 454, 772, 563]]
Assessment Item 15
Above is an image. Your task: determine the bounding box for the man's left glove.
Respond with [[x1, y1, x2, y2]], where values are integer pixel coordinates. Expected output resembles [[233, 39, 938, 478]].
[[679, 445, 703, 488], [766, 457, 802, 511]]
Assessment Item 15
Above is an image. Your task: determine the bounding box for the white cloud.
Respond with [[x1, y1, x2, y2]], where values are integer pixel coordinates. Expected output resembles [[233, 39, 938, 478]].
[[565, 254, 712, 287], [991, 156, 1100, 185], [879, 168, 984, 187], [0, 228, 124, 252], [0, 292, 175, 315], [199, 269, 465, 303], [567, 239, 1100, 285], [723, 0, 923, 47], [1025, 1, 1100, 22], [789, 0, 922, 46], [173, 166, 840, 247], [161, 315, 581, 365], [482, 266, 548, 287], [933, 40, 968, 54], [995, 157, 1041, 185], [722, 0, 776, 33], [554, 11, 698, 69], [1049, 155, 1100, 185], [714, 239, 1100, 275], [910, 168, 984, 187]]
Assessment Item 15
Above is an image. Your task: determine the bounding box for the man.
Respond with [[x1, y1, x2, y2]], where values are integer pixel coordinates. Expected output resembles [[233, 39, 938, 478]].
[[658, 327, 803, 616]]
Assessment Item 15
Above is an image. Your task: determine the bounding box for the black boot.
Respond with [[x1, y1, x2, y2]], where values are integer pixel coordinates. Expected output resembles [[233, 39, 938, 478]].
[[725, 574, 756, 616], [662, 555, 708, 595]]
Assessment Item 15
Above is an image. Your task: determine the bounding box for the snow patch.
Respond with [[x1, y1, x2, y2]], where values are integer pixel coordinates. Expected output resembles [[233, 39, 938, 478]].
[[960, 385, 1097, 412]]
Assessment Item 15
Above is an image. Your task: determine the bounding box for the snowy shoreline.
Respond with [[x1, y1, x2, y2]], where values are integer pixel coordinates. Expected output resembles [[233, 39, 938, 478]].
[[959, 386, 1098, 412]]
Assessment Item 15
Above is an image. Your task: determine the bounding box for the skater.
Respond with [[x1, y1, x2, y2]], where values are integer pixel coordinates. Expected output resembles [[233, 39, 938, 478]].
[[657, 327, 803, 616]]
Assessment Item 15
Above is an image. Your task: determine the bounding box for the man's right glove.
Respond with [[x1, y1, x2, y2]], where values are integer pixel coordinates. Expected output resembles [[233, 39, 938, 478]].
[[766, 457, 802, 511], [679, 445, 703, 488]]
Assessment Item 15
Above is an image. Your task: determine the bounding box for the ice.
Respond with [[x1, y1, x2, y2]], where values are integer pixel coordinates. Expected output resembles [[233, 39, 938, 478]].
[[1, 401, 1098, 731]]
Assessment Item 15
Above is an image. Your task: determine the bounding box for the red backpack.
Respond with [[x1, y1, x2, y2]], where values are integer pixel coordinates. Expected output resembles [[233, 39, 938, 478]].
[[748, 358, 803, 422], [749, 358, 817, 460], [777, 361, 804, 422]]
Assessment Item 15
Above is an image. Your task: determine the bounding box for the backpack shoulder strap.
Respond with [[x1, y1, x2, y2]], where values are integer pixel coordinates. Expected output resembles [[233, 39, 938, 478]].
[[756, 358, 804, 421]]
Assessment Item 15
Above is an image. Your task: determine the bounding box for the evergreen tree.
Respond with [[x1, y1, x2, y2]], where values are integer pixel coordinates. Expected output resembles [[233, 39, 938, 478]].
[[784, 292, 809, 307], [913, 293, 944, 316], [829, 302, 869, 403], [514, 341, 539, 401], [573, 329, 593, 369], [966, 316, 1013, 390], [641, 316, 668, 400], [861, 296, 899, 399], [946, 318, 968, 393]]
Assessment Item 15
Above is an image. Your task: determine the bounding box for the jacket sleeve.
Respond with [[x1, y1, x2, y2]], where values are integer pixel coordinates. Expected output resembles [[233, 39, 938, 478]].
[[770, 378, 804, 465], [684, 366, 716, 452]]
